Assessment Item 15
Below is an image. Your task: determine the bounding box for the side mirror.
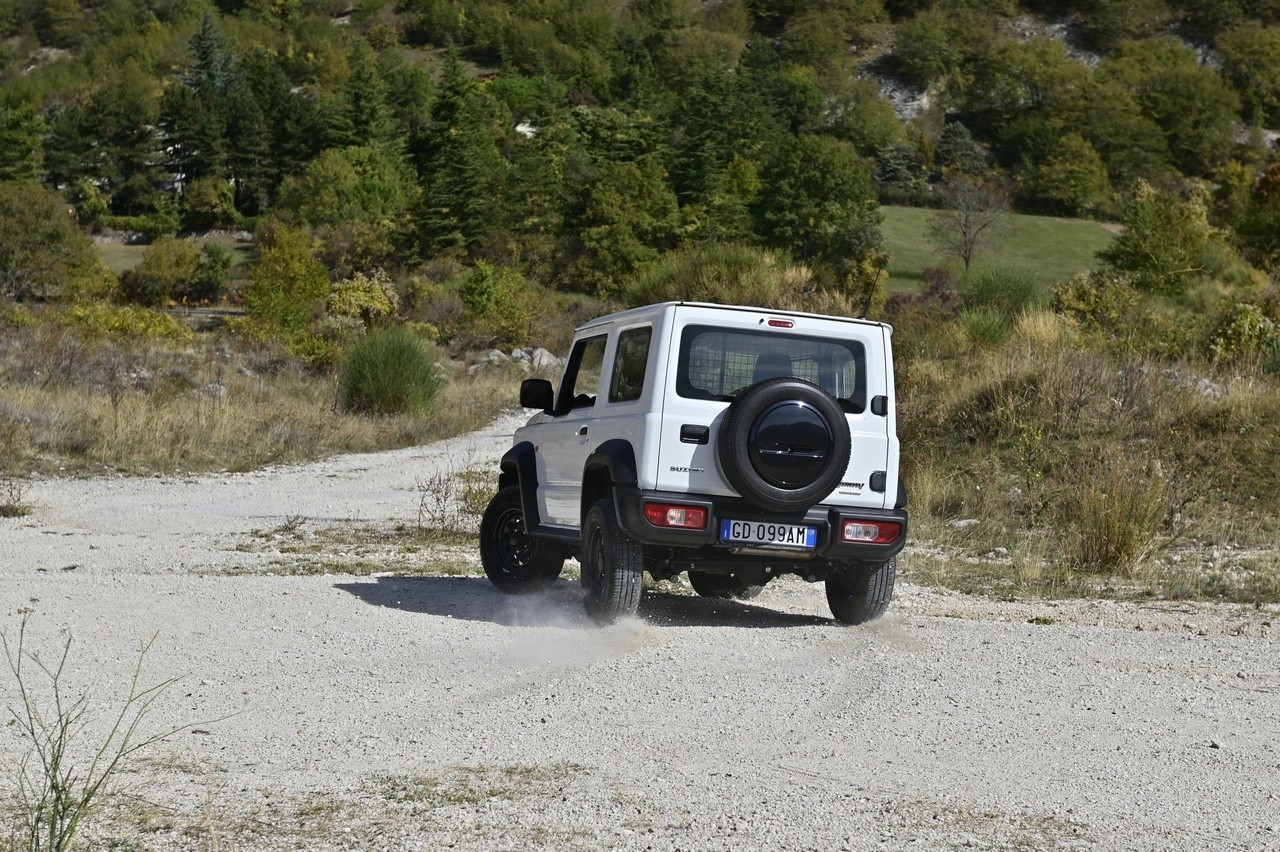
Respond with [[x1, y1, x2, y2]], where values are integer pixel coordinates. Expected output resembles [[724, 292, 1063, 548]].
[[520, 378, 554, 411]]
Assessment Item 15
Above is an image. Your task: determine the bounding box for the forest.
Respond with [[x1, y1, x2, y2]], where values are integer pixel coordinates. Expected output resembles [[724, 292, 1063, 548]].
[[1, 0, 1278, 308]]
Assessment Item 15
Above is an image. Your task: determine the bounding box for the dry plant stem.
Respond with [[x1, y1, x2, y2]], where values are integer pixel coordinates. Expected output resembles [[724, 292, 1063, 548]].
[[3, 617, 194, 852]]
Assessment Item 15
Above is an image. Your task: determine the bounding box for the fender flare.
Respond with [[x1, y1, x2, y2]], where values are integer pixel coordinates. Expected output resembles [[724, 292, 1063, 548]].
[[500, 442, 544, 531], [581, 439, 638, 527], [584, 439, 638, 487]]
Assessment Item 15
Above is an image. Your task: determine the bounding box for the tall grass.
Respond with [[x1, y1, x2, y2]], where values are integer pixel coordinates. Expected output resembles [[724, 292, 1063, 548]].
[[340, 328, 442, 417]]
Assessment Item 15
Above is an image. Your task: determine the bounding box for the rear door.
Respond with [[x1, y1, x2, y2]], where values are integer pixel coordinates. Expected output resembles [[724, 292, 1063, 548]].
[[654, 306, 891, 510]]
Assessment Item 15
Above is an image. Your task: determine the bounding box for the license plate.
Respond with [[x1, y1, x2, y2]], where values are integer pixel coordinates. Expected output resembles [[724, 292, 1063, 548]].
[[719, 519, 817, 550]]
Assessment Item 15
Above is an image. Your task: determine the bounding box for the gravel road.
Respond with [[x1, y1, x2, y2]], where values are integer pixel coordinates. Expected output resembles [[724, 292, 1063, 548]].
[[2, 412, 1278, 851]]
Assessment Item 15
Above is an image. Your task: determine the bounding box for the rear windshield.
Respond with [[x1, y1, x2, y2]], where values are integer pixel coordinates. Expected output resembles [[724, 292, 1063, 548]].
[[677, 324, 867, 413]]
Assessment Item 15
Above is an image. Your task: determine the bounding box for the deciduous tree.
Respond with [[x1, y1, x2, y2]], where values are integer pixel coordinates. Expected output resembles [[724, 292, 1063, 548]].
[[928, 174, 1009, 273]]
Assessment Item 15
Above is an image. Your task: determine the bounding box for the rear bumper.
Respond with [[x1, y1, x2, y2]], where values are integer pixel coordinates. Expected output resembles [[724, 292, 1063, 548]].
[[614, 487, 908, 562]]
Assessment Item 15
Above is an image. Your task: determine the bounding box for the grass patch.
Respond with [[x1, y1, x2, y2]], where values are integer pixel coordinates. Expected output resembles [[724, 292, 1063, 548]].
[[373, 764, 586, 807], [882, 205, 1114, 293], [228, 522, 481, 577]]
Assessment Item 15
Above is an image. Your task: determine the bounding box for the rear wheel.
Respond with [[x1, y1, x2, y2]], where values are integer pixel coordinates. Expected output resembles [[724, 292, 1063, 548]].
[[687, 571, 764, 601], [479, 486, 564, 594], [581, 498, 644, 623], [826, 558, 896, 625]]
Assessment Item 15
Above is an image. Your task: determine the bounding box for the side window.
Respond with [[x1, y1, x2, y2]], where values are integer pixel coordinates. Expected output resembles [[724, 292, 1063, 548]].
[[608, 326, 652, 404], [556, 334, 607, 413]]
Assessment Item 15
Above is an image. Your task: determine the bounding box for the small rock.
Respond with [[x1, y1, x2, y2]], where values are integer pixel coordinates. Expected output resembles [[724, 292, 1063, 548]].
[[1209, 740, 1221, 749], [486, 349, 509, 363], [950, 518, 980, 530], [510, 348, 531, 362]]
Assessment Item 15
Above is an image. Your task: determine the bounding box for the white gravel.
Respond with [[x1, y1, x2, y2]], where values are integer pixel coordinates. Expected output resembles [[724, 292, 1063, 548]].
[[2, 412, 1278, 850]]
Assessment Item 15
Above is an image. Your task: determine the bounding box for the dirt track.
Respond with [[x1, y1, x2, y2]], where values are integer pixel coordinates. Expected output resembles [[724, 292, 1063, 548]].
[[2, 412, 1278, 850]]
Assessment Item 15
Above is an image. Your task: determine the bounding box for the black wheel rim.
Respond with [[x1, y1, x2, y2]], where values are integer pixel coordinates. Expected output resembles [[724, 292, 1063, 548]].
[[492, 507, 533, 580]]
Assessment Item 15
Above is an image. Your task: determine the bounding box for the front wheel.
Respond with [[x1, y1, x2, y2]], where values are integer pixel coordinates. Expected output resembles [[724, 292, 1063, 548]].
[[687, 571, 764, 601], [479, 486, 564, 594], [581, 498, 644, 623], [825, 558, 896, 625]]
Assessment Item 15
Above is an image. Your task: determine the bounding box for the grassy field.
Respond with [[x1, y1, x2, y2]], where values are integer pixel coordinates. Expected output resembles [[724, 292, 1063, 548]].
[[94, 235, 254, 275], [881, 205, 1116, 293]]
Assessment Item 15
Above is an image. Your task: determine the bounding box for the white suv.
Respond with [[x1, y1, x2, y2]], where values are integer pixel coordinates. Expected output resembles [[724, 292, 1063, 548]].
[[479, 302, 907, 624]]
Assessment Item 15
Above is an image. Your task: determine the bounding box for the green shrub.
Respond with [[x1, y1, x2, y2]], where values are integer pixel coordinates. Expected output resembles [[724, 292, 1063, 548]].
[[0, 182, 115, 302], [1050, 271, 1142, 332], [960, 307, 1010, 348], [1208, 302, 1280, 368], [243, 222, 329, 337], [459, 262, 539, 347], [51, 303, 193, 343], [625, 243, 812, 309], [341, 328, 442, 416], [328, 270, 400, 326], [965, 266, 1041, 316]]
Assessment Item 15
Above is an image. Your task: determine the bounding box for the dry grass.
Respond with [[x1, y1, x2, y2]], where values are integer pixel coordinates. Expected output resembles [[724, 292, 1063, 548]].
[[0, 322, 541, 477], [899, 308, 1280, 604]]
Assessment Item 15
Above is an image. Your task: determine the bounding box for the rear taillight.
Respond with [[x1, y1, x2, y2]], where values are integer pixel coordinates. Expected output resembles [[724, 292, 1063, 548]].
[[643, 502, 708, 529], [841, 520, 902, 544]]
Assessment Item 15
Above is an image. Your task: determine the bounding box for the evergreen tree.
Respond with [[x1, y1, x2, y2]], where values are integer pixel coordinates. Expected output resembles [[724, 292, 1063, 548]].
[[415, 52, 510, 254], [330, 41, 396, 151], [163, 14, 239, 186], [0, 103, 46, 182]]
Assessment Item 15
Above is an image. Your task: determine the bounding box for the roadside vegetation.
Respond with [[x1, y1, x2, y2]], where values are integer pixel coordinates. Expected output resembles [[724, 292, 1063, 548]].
[[1, 0, 1279, 606]]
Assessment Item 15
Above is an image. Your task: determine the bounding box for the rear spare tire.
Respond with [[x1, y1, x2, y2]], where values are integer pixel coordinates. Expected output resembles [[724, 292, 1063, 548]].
[[717, 377, 852, 513]]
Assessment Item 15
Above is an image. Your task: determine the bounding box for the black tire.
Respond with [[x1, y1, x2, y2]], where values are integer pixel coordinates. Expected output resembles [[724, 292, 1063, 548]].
[[479, 485, 564, 594], [826, 558, 896, 625], [687, 571, 764, 601], [717, 377, 852, 513], [581, 498, 644, 623]]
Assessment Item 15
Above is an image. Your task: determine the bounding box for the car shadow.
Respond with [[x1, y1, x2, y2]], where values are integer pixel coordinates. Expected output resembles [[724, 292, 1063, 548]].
[[334, 576, 831, 629]]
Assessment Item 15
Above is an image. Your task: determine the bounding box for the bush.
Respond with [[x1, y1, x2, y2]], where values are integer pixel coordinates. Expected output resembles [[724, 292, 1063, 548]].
[[960, 307, 1010, 349], [328, 270, 399, 326], [341, 328, 442, 416], [243, 222, 329, 337], [0, 182, 115, 302], [51, 303, 193, 343], [964, 266, 1041, 316], [625, 243, 812, 309], [459, 262, 539, 347], [1055, 451, 1169, 575], [1208, 302, 1280, 369]]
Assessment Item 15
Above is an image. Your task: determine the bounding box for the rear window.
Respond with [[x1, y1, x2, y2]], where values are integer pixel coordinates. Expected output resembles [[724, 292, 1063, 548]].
[[677, 324, 867, 413]]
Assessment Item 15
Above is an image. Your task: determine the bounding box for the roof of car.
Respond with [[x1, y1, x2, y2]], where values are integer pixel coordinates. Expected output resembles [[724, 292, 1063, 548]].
[[574, 301, 891, 333]]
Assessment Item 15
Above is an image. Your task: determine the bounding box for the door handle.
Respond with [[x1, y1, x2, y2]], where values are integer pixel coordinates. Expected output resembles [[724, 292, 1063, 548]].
[[578, 426, 589, 436]]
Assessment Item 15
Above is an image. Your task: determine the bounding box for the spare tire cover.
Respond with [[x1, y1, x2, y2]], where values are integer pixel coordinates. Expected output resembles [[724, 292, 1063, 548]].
[[716, 377, 852, 513]]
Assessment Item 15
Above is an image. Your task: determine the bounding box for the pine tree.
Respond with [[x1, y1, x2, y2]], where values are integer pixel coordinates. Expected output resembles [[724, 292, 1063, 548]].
[[0, 103, 47, 182]]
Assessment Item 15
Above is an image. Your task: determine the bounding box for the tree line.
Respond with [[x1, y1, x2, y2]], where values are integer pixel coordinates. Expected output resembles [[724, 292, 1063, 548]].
[[1, 0, 1279, 302]]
